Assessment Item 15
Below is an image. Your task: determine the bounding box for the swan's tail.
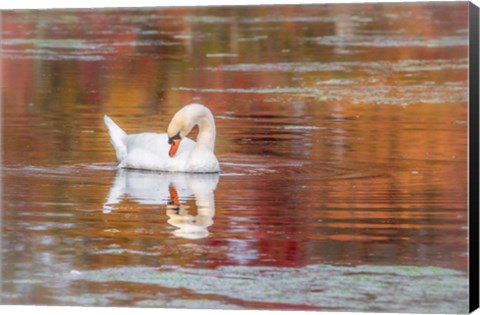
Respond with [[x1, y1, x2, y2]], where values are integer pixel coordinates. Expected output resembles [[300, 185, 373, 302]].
[[104, 115, 127, 162]]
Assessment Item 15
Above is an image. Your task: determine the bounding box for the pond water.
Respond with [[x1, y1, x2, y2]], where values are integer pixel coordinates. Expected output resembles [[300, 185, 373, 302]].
[[0, 2, 470, 313]]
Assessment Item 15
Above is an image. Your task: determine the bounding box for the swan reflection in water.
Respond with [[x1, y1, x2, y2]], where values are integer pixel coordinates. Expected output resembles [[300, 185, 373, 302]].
[[103, 169, 219, 239]]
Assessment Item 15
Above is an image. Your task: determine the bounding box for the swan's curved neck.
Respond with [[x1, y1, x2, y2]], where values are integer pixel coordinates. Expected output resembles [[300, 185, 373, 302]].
[[194, 110, 216, 153]]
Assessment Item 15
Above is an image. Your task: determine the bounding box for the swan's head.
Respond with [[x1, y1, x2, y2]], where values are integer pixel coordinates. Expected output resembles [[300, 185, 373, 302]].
[[167, 104, 213, 157]]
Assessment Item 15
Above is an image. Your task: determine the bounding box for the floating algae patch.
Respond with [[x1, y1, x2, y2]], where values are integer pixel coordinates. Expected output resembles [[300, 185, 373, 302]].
[[309, 35, 468, 47], [56, 293, 113, 306], [175, 81, 466, 105], [94, 248, 162, 256], [280, 125, 326, 131], [173, 86, 322, 94], [0, 39, 110, 61], [184, 14, 371, 25], [204, 59, 467, 74], [204, 62, 351, 73], [56, 290, 141, 306], [66, 264, 468, 313], [184, 15, 234, 24], [4, 278, 45, 285], [135, 298, 243, 309], [2, 38, 105, 50], [392, 58, 468, 72], [239, 15, 372, 25]]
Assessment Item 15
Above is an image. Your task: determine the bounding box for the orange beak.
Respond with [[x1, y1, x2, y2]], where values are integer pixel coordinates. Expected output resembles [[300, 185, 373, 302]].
[[169, 139, 180, 157]]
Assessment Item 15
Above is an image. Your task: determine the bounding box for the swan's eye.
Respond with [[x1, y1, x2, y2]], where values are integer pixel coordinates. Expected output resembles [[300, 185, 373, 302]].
[[168, 132, 181, 144]]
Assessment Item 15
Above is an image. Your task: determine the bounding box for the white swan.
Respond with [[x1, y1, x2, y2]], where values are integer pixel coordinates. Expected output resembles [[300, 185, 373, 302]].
[[104, 104, 220, 173]]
